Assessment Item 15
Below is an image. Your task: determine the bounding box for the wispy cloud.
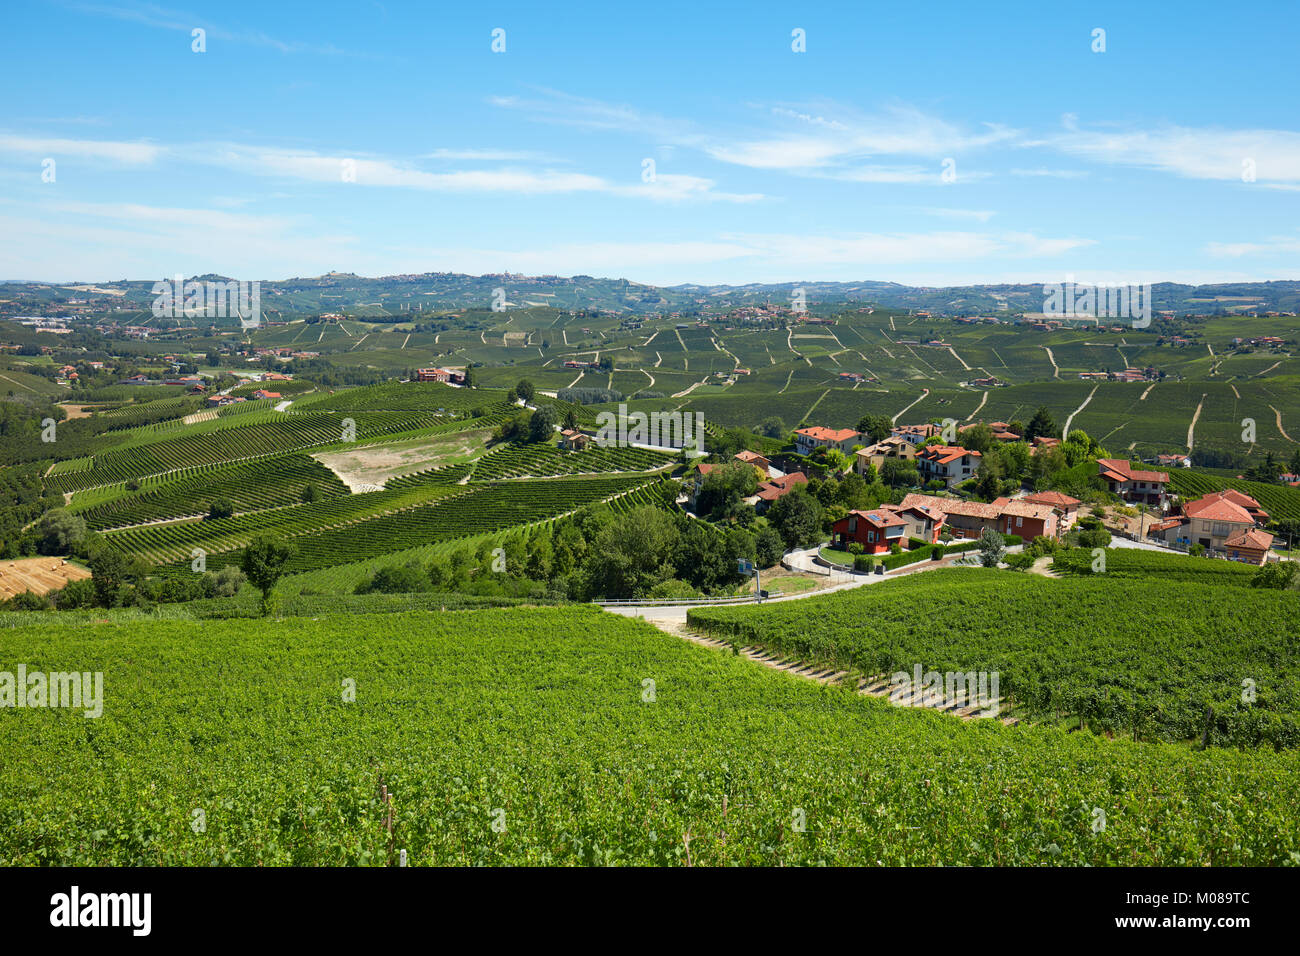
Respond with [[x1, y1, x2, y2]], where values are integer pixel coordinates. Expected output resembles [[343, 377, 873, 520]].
[[0, 133, 160, 164], [1206, 235, 1300, 257], [72, 2, 361, 56], [1048, 119, 1300, 184]]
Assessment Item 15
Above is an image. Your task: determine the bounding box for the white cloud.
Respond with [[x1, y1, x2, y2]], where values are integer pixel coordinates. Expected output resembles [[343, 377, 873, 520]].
[[1206, 236, 1300, 257], [1049, 121, 1300, 183], [0, 134, 160, 164]]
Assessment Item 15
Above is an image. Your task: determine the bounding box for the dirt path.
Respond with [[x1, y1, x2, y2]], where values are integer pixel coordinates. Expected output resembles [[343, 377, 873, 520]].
[[1187, 393, 1207, 449], [1043, 346, 1060, 379], [892, 388, 930, 424], [1269, 404, 1295, 442], [965, 390, 988, 421], [1139, 382, 1156, 401], [1063, 384, 1098, 436], [947, 346, 971, 371]]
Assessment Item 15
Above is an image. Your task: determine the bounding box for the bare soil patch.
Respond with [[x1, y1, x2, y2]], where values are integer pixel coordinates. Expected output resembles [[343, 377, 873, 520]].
[[312, 429, 491, 491]]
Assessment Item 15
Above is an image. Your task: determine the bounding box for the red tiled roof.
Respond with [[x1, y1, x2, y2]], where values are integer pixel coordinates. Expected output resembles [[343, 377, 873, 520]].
[[734, 450, 769, 464], [841, 508, 907, 529], [796, 426, 858, 442], [1023, 491, 1081, 508], [1097, 459, 1169, 483], [1183, 496, 1253, 523], [756, 471, 807, 501], [1224, 528, 1274, 550], [919, 445, 981, 465]]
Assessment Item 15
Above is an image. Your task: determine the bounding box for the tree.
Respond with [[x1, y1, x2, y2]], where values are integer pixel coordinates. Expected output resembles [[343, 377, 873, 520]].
[[527, 404, 561, 442], [977, 528, 1005, 567], [208, 499, 235, 520], [1251, 561, 1299, 590], [584, 506, 679, 598], [758, 416, 787, 439], [1290, 448, 1300, 476], [515, 379, 535, 404], [1025, 405, 1057, 443], [695, 460, 758, 518], [36, 509, 87, 555], [767, 486, 824, 549], [973, 459, 1003, 501], [241, 536, 295, 615], [959, 423, 995, 454], [880, 458, 920, 488], [301, 483, 319, 503], [90, 547, 145, 607], [857, 413, 892, 444], [755, 525, 785, 568]]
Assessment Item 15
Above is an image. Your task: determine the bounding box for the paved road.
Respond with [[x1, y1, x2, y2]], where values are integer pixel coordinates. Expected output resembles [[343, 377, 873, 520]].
[[602, 545, 999, 624]]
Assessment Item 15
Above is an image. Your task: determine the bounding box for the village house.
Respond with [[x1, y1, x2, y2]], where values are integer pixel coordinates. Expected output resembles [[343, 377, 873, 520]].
[[830, 508, 908, 553], [1154, 491, 1272, 561], [753, 472, 808, 512], [794, 426, 861, 457], [899, 493, 1060, 541], [1022, 491, 1082, 531], [1097, 459, 1168, 505], [416, 367, 453, 383], [733, 449, 772, 477], [854, 435, 917, 475], [916, 445, 982, 488], [1147, 453, 1192, 469], [251, 389, 282, 401], [892, 423, 942, 445]]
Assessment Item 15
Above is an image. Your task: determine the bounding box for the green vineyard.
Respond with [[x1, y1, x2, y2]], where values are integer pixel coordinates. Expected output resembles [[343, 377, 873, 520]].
[[688, 568, 1300, 750], [2, 606, 1296, 865]]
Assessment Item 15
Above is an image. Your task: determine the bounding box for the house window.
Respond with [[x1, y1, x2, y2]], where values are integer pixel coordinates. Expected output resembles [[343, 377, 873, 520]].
[[1016, 516, 1023, 527], [868, 531, 875, 543]]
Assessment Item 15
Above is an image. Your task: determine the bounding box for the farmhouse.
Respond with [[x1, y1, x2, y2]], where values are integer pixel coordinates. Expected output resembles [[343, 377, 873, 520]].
[[558, 428, 591, 451], [416, 367, 453, 383], [1097, 459, 1168, 505]]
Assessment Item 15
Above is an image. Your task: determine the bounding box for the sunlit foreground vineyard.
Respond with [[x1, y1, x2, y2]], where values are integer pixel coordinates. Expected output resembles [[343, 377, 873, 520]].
[[3, 606, 1298, 865], [689, 568, 1300, 750]]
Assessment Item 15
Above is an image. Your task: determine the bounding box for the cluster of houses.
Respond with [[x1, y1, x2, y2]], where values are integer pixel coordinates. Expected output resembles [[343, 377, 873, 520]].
[[1078, 367, 1158, 383], [829, 489, 1080, 554]]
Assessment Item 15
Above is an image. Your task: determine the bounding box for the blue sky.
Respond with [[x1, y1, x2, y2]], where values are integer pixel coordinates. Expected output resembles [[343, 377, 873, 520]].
[[2, 0, 1298, 286]]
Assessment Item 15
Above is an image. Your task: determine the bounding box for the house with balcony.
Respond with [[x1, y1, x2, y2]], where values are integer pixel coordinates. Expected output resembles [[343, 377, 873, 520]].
[[917, 445, 981, 488], [1097, 459, 1168, 506], [854, 436, 917, 476], [794, 426, 862, 457]]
